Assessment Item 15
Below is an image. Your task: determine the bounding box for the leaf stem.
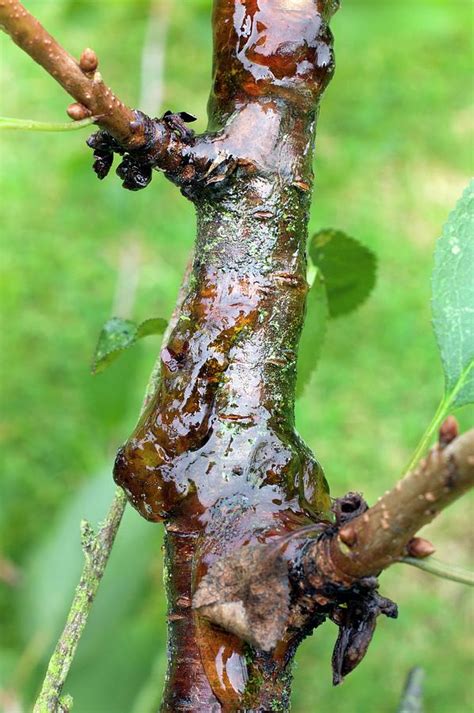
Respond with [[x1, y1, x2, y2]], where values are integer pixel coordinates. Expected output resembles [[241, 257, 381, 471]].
[[0, 116, 98, 131], [399, 556, 474, 586], [406, 355, 473, 473], [405, 396, 449, 472]]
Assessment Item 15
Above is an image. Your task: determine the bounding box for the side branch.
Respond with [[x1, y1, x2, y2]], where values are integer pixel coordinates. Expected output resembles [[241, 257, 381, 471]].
[[0, 0, 142, 148], [33, 261, 194, 710], [33, 489, 127, 713], [194, 427, 473, 686], [0, 0, 226, 194], [320, 428, 474, 581]]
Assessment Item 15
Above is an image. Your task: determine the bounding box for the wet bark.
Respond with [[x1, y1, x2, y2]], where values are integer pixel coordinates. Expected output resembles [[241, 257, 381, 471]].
[[112, 1, 338, 709], [2, 1, 473, 711]]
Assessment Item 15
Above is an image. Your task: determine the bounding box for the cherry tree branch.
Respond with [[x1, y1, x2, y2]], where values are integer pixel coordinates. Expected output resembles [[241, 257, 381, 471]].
[[322, 428, 474, 582], [0, 0, 220, 195], [0, 0, 144, 147], [194, 424, 473, 686]]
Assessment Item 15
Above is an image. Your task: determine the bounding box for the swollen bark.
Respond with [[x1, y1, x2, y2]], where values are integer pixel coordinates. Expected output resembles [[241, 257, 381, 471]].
[[3, 1, 473, 711], [113, 1, 337, 709]]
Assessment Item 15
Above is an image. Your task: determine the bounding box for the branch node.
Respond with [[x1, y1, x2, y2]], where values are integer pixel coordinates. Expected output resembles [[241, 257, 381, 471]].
[[80, 519, 97, 557], [339, 525, 357, 547]]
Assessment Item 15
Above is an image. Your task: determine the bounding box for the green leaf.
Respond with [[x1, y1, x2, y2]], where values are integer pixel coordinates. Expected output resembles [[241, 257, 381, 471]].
[[0, 116, 97, 131], [296, 271, 329, 397], [92, 318, 138, 374], [309, 229, 377, 318], [136, 317, 168, 338], [432, 180, 474, 408], [91, 316, 167, 374]]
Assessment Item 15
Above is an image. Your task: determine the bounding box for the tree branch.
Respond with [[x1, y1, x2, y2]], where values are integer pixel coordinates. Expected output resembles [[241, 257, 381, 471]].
[[6, 0, 471, 708], [322, 428, 474, 582], [0, 0, 220, 194], [0, 0, 143, 147], [194, 425, 473, 687], [33, 489, 127, 713]]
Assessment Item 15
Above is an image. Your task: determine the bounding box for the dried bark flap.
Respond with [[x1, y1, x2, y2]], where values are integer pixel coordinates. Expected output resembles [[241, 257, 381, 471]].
[[193, 544, 290, 652]]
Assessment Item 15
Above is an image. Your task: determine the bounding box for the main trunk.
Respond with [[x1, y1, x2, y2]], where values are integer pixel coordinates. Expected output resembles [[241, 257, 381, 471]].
[[114, 1, 336, 709]]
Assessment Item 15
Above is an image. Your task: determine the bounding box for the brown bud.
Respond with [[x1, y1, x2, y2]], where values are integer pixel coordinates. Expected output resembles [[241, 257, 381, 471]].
[[80, 48, 98, 73], [339, 525, 357, 547], [66, 103, 91, 121], [439, 415, 459, 448], [407, 537, 435, 559]]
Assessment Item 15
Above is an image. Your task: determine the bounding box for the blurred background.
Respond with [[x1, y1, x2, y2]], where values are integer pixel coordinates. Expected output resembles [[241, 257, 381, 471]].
[[0, 0, 473, 711]]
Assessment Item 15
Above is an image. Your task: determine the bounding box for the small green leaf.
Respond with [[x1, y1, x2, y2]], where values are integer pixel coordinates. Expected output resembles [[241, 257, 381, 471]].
[[432, 180, 474, 408], [296, 271, 329, 397], [92, 318, 138, 374], [136, 317, 167, 339], [92, 315, 168, 374], [309, 229, 377, 318], [0, 116, 97, 131]]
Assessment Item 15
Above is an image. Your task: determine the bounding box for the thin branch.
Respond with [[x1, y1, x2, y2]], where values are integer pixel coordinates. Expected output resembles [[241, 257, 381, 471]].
[[33, 489, 127, 713], [323, 429, 474, 581], [0, 0, 143, 148], [33, 259, 193, 710], [0, 0, 222, 197], [397, 667, 425, 713]]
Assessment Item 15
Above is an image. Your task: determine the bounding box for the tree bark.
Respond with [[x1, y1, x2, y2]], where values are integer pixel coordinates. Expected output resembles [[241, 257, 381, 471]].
[[2, 1, 473, 711], [113, 1, 338, 709]]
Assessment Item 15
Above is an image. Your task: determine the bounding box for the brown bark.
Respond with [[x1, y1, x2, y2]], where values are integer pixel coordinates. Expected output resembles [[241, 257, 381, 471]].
[[2, 1, 473, 711], [112, 1, 338, 708], [319, 429, 474, 581]]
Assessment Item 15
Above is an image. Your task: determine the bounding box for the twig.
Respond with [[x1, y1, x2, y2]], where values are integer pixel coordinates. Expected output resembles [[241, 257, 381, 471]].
[[399, 556, 474, 586], [0, 0, 226, 197], [0, 0, 143, 148], [397, 667, 425, 713], [323, 429, 474, 580], [33, 490, 127, 713], [32, 257, 193, 711]]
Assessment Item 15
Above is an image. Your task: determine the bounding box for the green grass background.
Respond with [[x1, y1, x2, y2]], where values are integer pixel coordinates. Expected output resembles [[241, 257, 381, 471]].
[[0, 1, 473, 711]]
